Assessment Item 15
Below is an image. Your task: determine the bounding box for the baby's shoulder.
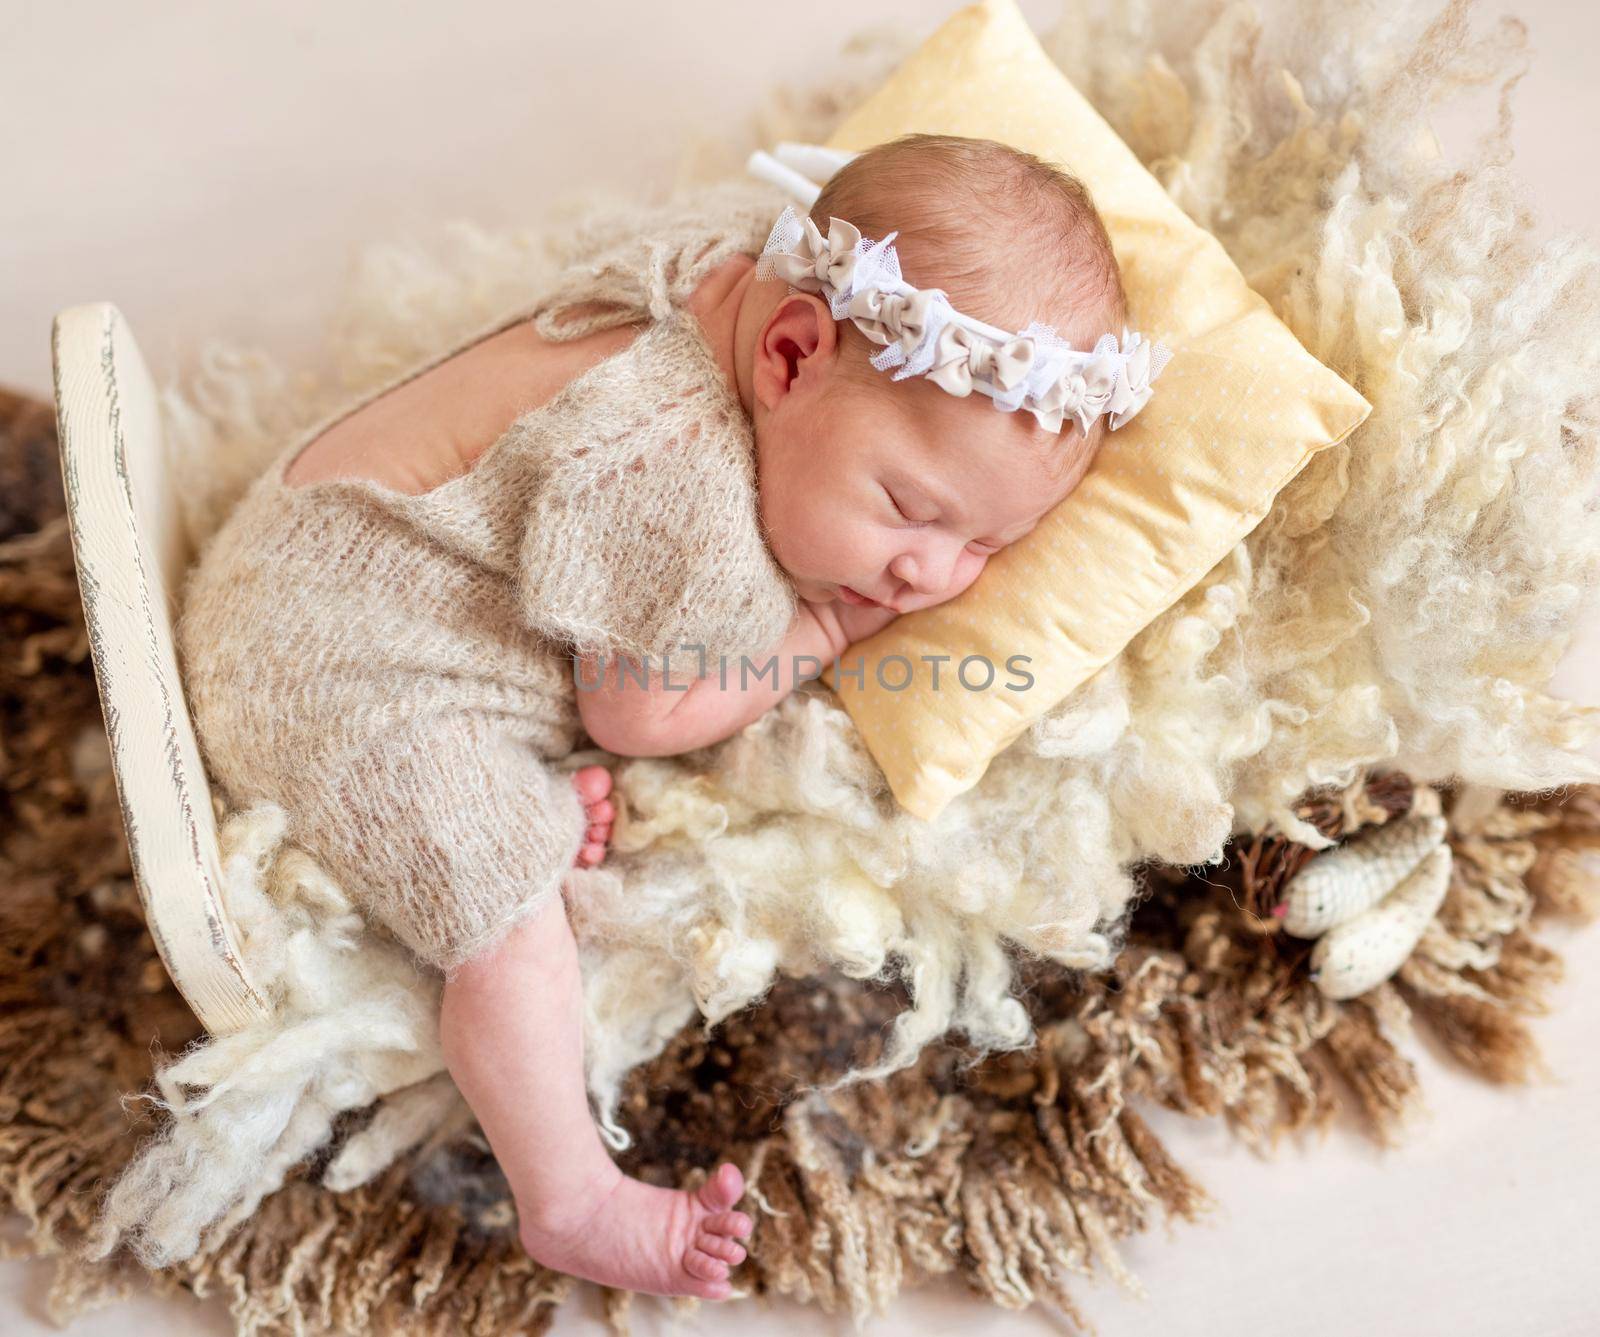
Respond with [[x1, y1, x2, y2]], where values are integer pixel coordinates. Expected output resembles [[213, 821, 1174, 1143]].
[[515, 314, 795, 667]]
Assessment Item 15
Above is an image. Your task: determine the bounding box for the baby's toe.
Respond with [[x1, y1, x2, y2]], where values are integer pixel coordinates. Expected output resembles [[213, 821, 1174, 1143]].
[[705, 1209, 753, 1239], [682, 1248, 730, 1283], [694, 1163, 744, 1213], [696, 1231, 746, 1266], [577, 842, 606, 867], [586, 797, 614, 824], [571, 766, 613, 804]]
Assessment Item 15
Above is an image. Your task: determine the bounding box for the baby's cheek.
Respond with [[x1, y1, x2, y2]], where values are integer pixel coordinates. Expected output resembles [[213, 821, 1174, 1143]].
[[903, 555, 987, 612], [949, 552, 989, 598]]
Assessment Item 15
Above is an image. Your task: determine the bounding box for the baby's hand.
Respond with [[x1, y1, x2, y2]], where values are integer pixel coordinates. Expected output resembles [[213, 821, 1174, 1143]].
[[825, 600, 902, 650], [571, 765, 615, 868]]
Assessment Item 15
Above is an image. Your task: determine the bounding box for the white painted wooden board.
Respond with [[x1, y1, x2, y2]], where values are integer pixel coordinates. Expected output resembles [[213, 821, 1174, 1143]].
[[51, 302, 270, 1035]]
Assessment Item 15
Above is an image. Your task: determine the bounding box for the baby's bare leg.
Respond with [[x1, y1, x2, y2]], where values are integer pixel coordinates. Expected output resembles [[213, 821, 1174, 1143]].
[[438, 790, 752, 1300]]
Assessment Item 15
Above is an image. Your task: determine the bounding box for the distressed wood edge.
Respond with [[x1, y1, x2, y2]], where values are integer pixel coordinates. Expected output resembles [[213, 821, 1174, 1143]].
[[51, 303, 272, 1034]]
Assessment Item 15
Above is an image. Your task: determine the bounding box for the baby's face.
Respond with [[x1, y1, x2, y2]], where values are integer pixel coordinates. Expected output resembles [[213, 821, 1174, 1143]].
[[752, 352, 1081, 615]]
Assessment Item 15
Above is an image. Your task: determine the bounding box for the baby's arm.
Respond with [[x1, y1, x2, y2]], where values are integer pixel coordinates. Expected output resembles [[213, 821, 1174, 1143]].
[[576, 601, 894, 756]]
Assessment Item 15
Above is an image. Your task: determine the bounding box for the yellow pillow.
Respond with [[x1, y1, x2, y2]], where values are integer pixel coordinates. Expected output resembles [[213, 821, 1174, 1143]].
[[815, 0, 1371, 821]]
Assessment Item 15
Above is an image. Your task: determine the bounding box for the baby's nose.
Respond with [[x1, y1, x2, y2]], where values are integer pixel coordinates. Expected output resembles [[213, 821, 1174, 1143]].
[[890, 546, 958, 596], [887, 554, 926, 594]]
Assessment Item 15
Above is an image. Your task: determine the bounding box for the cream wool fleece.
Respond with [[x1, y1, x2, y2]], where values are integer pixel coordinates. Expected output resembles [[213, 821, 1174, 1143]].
[[176, 190, 800, 975]]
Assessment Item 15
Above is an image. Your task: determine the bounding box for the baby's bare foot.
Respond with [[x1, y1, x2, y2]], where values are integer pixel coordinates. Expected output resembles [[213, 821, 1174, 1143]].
[[571, 765, 614, 868], [519, 1161, 753, 1301]]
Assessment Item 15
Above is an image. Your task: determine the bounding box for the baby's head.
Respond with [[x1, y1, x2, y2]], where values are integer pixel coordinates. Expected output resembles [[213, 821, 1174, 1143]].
[[742, 133, 1128, 614]]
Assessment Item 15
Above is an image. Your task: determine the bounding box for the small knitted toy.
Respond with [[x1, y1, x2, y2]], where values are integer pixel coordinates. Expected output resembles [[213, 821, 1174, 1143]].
[[1275, 793, 1454, 1000]]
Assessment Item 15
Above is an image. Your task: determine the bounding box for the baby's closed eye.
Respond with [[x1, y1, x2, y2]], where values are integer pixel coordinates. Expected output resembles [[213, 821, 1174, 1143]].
[[882, 483, 1012, 556]]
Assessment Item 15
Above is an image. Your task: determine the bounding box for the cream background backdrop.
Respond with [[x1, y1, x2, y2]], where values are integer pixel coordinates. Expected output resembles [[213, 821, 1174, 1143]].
[[2, 0, 1596, 1332]]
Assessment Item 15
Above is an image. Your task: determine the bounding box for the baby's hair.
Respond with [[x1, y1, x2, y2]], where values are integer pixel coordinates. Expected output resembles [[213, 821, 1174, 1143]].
[[809, 132, 1128, 484]]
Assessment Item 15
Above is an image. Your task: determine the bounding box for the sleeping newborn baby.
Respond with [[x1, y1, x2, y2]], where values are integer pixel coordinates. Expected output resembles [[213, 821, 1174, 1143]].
[[178, 132, 1156, 1303]]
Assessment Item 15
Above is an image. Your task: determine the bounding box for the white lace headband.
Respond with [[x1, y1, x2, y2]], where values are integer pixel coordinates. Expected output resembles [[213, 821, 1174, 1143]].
[[745, 142, 1172, 437]]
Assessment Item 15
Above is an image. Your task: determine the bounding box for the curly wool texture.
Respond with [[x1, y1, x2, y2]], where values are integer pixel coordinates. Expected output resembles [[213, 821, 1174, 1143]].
[[1038, 0, 1600, 836], [94, 0, 1600, 1270]]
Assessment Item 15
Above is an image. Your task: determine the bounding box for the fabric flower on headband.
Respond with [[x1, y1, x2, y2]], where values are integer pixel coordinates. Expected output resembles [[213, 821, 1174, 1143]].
[[751, 198, 1172, 437]]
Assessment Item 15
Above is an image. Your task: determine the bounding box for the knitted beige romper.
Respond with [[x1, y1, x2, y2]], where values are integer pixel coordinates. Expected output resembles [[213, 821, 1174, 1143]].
[[178, 181, 800, 977]]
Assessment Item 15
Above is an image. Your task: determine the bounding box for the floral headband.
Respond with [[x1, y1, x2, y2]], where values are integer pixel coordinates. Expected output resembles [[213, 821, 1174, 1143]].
[[745, 142, 1171, 437]]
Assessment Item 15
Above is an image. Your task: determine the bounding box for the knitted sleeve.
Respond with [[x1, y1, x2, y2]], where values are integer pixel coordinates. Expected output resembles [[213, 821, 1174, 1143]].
[[515, 377, 799, 672], [299, 713, 591, 977]]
